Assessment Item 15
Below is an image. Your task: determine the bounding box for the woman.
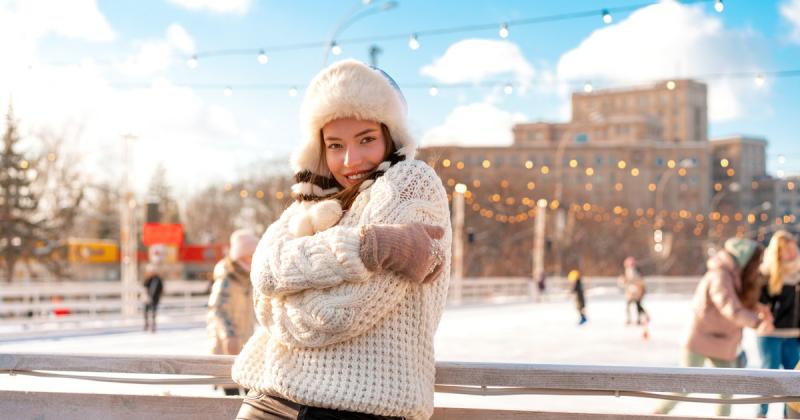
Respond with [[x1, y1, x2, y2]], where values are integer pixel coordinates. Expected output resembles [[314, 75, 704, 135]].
[[207, 229, 259, 396], [756, 230, 800, 418], [655, 237, 774, 416], [618, 256, 648, 326], [232, 60, 451, 420]]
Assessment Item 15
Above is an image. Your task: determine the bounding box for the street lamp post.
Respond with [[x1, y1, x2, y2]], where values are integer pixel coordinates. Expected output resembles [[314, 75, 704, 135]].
[[322, 0, 398, 66], [120, 133, 138, 317], [533, 199, 547, 284], [552, 135, 572, 276], [652, 158, 695, 271]]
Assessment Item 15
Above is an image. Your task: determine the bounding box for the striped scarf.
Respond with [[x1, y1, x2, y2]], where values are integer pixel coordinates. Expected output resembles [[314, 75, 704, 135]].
[[291, 150, 405, 202]]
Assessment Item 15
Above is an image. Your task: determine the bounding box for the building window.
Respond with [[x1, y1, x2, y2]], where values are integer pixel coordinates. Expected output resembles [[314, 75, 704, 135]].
[[656, 157, 664, 167], [575, 133, 588, 143]]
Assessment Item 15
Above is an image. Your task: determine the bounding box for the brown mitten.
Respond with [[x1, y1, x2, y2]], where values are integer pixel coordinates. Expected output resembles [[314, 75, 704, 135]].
[[360, 223, 445, 283]]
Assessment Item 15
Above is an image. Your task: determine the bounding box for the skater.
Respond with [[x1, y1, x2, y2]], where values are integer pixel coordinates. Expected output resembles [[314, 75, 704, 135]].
[[568, 269, 587, 325], [654, 237, 774, 416], [231, 60, 451, 420], [755, 230, 800, 418], [618, 256, 649, 325], [207, 229, 259, 396], [142, 264, 163, 333]]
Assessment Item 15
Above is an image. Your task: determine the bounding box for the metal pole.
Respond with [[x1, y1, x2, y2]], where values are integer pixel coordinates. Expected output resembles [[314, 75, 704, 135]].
[[452, 184, 466, 305], [120, 133, 138, 317]]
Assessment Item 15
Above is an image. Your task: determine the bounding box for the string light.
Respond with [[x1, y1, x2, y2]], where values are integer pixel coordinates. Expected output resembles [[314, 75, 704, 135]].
[[666, 80, 676, 90], [186, 55, 198, 69], [714, 0, 724, 13], [428, 85, 439, 96], [498, 23, 509, 39], [257, 50, 269, 64], [288, 86, 298, 97], [755, 73, 765, 87], [503, 83, 513, 95], [330, 41, 342, 56], [408, 33, 420, 50], [602, 9, 612, 24], [583, 81, 593, 93], [223, 86, 233, 96]]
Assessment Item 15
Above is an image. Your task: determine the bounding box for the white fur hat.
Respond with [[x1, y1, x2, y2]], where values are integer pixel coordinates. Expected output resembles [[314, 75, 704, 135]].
[[291, 59, 415, 176]]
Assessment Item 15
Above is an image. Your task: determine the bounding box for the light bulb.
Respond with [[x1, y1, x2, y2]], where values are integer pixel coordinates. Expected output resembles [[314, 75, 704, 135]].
[[503, 83, 513, 95], [755, 73, 765, 87], [714, 0, 724, 13], [428, 86, 439, 96], [408, 34, 420, 50], [331, 42, 342, 56], [666, 80, 676, 90], [257, 50, 269, 64], [187, 55, 198, 69], [602, 9, 612, 24], [288, 86, 298, 97], [499, 23, 509, 39], [224, 86, 233, 97], [583, 81, 593, 93]]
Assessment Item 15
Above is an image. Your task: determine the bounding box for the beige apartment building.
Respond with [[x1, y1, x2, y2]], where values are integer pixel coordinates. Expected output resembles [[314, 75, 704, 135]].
[[417, 80, 783, 275], [420, 79, 712, 215]]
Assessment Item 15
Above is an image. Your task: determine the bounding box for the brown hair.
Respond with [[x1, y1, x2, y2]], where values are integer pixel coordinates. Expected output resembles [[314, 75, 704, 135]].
[[738, 246, 764, 309], [312, 123, 397, 211]]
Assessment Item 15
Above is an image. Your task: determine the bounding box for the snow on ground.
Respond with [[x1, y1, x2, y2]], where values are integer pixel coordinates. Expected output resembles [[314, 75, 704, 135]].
[[0, 293, 787, 418]]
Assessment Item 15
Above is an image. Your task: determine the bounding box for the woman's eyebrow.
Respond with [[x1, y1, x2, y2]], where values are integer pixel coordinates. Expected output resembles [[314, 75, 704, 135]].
[[324, 128, 377, 142]]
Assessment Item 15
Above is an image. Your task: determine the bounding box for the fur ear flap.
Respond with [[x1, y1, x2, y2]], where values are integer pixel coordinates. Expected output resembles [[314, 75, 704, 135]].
[[309, 200, 342, 232]]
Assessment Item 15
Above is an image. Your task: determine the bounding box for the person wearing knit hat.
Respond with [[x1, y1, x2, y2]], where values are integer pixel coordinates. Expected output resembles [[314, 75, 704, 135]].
[[655, 237, 774, 416], [232, 60, 451, 420], [207, 228, 260, 396]]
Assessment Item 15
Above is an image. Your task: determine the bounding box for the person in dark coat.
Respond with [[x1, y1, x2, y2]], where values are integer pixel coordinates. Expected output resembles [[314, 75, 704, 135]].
[[568, 269, 587, 325], [143, 264, 164, 333]]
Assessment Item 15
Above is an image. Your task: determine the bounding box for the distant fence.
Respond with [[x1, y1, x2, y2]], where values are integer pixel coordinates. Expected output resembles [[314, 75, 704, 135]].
[[0, 276, 700, 336], [1, 352, 798, 419], [451, 276, 700, 304], [0, 280, 210, 336]]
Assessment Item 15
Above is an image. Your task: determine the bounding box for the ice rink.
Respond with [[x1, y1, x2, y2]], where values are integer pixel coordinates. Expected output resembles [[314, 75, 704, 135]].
[[0, 293, 789, 418]]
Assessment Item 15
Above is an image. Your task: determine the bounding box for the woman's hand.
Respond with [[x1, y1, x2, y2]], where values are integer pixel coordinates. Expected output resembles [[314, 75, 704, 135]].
[[360, 223, 445, 283]]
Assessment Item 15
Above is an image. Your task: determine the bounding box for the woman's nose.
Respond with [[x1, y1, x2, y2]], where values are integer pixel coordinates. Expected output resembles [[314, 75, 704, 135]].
[[344, 147, 361, 167]]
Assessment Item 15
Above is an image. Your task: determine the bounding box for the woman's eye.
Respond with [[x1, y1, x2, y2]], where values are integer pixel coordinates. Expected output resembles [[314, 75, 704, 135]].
[[326, 143, 342, 150], [360, 136, 376, 144]]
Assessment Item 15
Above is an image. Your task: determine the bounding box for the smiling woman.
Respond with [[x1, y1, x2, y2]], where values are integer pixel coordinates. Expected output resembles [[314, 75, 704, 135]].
[[231, 59, 453, 420]]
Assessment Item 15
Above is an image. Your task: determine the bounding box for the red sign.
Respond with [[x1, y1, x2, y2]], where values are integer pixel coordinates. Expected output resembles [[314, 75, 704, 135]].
[[179, 244, 225, 263], [142, 223, 184, 246]]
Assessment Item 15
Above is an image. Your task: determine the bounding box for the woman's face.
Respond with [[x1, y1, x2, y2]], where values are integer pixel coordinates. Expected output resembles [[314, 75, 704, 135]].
[[322, 118, 387, 188], [780, 239, 798, 262]]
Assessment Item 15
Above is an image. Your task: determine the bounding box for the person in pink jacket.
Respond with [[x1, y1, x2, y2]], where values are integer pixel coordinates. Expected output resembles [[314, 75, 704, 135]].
[[655, 237, 774, 416]]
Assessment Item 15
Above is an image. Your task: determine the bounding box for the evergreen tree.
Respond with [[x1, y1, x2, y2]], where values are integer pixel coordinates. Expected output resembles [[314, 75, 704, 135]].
[[0, 104, 43, 281]]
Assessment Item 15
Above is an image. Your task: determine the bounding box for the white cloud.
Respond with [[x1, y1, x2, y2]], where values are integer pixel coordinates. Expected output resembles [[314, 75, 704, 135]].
[[166, 24, 196, 54], [781, 0, 800, 43], [421, 102, 526, 147], [2, 0, 115, 42], [556, 0, 765, 122], [420, 39, 535, 88], [0, 2, 257, 193], [166, 0, 252, 14], [119, 23, 195, 77]]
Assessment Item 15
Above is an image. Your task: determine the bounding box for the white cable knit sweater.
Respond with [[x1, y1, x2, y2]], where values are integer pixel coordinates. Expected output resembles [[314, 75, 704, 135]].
[[232, 160, 452, 420]]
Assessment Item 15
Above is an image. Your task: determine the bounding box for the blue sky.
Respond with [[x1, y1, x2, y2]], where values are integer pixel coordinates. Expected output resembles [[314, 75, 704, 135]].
[[1, 0, 798, 194]]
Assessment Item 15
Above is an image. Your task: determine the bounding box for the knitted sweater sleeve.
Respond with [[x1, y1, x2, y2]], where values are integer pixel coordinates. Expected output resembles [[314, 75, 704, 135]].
[[269, 161, 450, 348], [250, 202, 371, 298]]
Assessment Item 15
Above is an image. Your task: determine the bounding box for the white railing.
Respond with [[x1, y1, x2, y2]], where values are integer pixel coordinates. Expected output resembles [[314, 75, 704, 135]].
[[452, 276, 700, 303], [1, 352, 798, 419], [0, 280, 210, 336]]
